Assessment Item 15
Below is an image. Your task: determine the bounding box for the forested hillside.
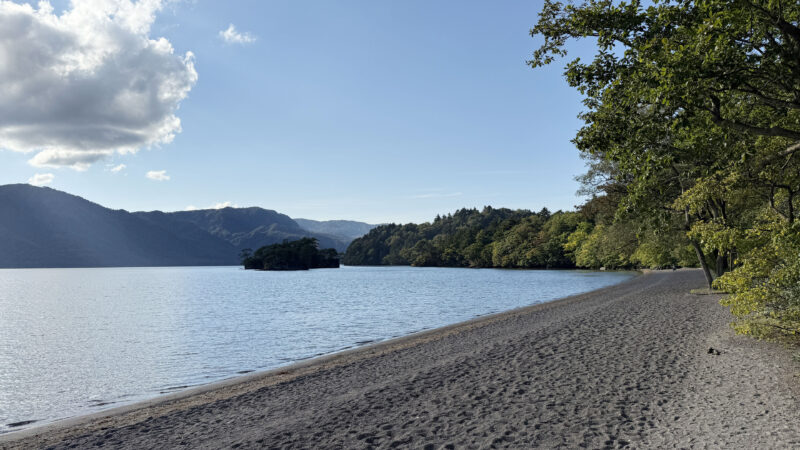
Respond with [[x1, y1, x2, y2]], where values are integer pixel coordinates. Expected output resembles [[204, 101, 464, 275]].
[[136, 208, 350, 253], [343, 205, 693, 269], [0, 184, 235, 267], [344, 207, 568, 268]]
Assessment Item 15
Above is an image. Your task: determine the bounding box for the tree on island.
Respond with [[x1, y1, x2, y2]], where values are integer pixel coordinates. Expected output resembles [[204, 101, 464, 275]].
[[241, 238, 339, 270]]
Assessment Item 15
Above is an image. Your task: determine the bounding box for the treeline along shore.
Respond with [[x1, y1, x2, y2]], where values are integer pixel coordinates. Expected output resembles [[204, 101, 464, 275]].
[[343, 0, 800, 343], [342, 206, 695, 270]]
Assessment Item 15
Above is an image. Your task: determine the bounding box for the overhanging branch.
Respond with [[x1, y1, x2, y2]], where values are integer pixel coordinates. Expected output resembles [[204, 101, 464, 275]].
[[709, 96, 800, 141]]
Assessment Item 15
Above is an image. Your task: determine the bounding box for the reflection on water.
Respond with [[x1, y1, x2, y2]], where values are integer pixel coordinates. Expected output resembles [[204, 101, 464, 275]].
[[0, 265, 634, 432]]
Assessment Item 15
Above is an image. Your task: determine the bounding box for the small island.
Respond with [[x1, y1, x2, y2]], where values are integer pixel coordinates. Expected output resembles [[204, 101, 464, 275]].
[[240, 238, 340, 270]]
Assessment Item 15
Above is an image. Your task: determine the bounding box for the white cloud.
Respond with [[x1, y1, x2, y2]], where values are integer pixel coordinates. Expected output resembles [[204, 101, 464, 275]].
[[409, 192, 463, 199], [185, 201, 237, 211], [219, 23, 256, 44], [0, 0, 197, 170], [146, 169, 170, 181], [109, 163, 126, 173], [28, 173, 55, 186]]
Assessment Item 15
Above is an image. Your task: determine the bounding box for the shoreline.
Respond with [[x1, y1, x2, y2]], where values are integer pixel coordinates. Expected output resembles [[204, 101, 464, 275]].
[[3, 269, 799, 448], [1, 270, 641, 442]]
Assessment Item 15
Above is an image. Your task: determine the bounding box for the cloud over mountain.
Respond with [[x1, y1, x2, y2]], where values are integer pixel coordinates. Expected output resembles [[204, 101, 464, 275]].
[[0, 0, 197, 170], [185, 201, 237, 211], [27, 173, 55, 186]]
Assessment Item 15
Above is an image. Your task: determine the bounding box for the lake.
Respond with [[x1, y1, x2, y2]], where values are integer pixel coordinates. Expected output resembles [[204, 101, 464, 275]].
[[0, 266, 634, 433]]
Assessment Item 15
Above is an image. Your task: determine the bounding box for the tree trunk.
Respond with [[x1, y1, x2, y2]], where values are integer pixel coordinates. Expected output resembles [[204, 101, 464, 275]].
[[715, 251, 725, 279], [682, 203, 714, 289], [691, 239, 714, 289]]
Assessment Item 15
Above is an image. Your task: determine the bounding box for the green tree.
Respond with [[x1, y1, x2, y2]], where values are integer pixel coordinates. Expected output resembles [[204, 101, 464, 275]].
[[245, 238, 339, 270], [530, 0, 800, 338]]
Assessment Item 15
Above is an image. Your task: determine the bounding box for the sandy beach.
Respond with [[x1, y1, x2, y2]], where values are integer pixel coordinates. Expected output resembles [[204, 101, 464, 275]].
[[2, 269, 799, 449]]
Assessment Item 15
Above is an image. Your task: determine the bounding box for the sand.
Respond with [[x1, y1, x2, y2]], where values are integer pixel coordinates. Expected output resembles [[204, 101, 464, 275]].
[[2, 269, 799, 449]]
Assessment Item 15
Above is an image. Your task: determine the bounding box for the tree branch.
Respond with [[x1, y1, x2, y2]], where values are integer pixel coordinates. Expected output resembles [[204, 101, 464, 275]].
[[739, 83, 800, 110], [780, 140, 800, 156], [709, 96, 800, 140]]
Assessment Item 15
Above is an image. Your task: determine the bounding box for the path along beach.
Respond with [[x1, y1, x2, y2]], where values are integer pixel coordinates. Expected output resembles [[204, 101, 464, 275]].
[[2, 269, 799, 448]]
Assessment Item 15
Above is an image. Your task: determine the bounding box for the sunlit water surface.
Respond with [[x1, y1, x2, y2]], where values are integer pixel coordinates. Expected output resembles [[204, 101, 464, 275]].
[[0, 266, 634, 432]]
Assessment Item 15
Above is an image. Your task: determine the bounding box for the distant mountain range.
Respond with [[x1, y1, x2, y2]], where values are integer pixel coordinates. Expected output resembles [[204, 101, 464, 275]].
[[293, 219, 378, 241], [0, 184, 375, 268]]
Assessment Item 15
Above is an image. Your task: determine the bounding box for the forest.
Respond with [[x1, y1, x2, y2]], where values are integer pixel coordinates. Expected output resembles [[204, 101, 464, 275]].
[[348, 0, 800, 341], [343, 206, 692, 270]]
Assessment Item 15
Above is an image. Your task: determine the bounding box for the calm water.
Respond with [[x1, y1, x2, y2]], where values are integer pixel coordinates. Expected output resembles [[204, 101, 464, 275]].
[[0, 266, 634, 432]]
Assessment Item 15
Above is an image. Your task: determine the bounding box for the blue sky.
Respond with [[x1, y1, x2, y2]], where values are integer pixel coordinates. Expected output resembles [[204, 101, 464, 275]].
[[0, 0, 597, 224]]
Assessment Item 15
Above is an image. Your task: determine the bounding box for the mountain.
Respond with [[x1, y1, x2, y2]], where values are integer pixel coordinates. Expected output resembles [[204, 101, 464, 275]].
[[0, 184, 353, 268], [0, 184, 234, 268], [294, 219, 377, 241], [134, 208, 350, 254]]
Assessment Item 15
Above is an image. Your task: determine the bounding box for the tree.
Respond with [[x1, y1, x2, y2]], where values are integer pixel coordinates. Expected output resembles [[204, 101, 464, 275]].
[[244, 238, 339, 270], [530, 0, 800, 283], [530, 0, 800, 337]]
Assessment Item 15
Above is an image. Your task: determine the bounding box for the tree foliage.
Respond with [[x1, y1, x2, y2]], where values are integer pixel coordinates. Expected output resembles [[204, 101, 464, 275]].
[[530, 0, 800, 340], [715, 219, 800, 340], [344, 205, 692, 271], [343, 207, 587, 269], [242, 238, 339, 270]]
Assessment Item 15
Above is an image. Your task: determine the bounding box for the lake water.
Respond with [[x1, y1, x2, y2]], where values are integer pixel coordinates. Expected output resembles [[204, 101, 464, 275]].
[[0, 266, 634, 433]]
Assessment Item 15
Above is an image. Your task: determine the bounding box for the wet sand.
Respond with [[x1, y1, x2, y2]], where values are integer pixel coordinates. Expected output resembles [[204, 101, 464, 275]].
[[2, 269, 799, 449]]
